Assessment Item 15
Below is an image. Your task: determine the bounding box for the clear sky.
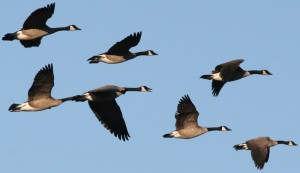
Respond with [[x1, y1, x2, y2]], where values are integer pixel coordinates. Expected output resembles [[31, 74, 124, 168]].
[[1, 0, 299, 172]]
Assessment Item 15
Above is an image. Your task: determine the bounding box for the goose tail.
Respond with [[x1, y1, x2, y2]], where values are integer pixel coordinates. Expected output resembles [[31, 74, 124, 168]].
[[2, 33, 15, 41], [200, 74, 213, 80]]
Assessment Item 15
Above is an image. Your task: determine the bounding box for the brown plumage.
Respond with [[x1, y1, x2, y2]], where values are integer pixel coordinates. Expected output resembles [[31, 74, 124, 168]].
[[9, 64, 75, 112], [163, 95, 231, 139], [200, 59, 272, 96], [234, 136, 297, 170]]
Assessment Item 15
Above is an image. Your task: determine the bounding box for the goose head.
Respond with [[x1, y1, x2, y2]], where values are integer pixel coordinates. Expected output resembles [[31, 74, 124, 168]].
[[146, 50, 158, 56], [288, 141, 298, 146], [69, 25, 81, 31], [220, 126, 232, 131], [262, 70, 272, 75], [140, 86, 152, 92]]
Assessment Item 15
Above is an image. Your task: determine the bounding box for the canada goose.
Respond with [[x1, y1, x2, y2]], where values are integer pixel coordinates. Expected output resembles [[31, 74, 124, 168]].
[[87, 32, 157, 64], [163, 95, 231, 139], [234, 136, 297, 170], [9, 64, 75, 112], [73, 85, 152, 141], [2, 3, 81, 48], [200, 59, 272, 96]]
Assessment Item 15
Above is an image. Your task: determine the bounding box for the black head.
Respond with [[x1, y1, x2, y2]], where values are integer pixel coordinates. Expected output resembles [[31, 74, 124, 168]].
[[262, 70, 272, 75], [288, 141, 297, 146], [220, 126, 231, 131], [147, 50, 158, 56], [140, 86, 152, 92], [69, 25, 81, 30]]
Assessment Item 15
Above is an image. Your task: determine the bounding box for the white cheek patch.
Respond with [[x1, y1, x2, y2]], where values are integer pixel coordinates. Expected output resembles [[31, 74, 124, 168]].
[[69, 26, 76, 30], [262, 70, 268, 75], [221, 126, 227, 131], [141, 87, 147, 92], [288, 141, 294, 146], [148, 51, 153, 55]]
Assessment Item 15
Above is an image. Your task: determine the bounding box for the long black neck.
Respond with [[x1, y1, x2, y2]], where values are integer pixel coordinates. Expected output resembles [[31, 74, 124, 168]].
[[276, 140, 289, 145], [125, 87, 141, 92], [60, 96, 77, 102], [206, 127, 221, 131], [52, 26, 71, 32], [248, 70, 264, 75], [134, 51, 149, 56]]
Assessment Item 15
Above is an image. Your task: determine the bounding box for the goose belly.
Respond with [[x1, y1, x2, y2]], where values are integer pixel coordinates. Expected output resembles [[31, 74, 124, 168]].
[[100, 54, 135, 64], [17, 29, 48, 40], [177, 128, 206, 139]]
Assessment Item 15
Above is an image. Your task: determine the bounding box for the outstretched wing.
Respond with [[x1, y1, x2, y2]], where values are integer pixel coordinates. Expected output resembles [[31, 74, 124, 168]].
[[107, 32, 142, 53], [175, 95, 199, 130], [88, 100, 130, 141], [212, 80, 226, 96], [28, 64, 54, 100], [23, 3, 55, 29]]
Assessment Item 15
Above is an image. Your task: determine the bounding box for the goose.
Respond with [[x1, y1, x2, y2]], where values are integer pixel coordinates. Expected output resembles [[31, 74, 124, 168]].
[[234, 136, 297, 170], [200, 59, 272, 96], [9, 64, 75, 112], [2, 3, 81, 48], [163, 95, 231, 139], [87, 32, 157, 64], [73, 85, 152, 141]]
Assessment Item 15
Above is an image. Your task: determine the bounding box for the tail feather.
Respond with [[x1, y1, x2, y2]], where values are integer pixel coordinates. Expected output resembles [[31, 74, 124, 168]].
[[87, 56, 100, 64], [2, 33, 15, 41], [233, 143, 247, 150], [163, 133, 174, 138], [200, 74, 213, 80], [8, 103, 19, 112]]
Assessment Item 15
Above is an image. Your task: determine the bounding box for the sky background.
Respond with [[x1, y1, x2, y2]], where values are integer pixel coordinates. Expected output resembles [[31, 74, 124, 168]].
[[1, 0, 299, 172]]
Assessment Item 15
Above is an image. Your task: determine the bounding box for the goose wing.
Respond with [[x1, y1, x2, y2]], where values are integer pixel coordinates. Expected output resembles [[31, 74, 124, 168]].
[[247, 137, 270, 170], [28, 64, 54, 100], [23, 3, 55, 29], [20, 38, 42, 48], [88, 100, 130, 141], [175, 95, 199, 130], [211, 80, 226, 96], [107, 32, 142, 53], [214, 59, 244, 82]]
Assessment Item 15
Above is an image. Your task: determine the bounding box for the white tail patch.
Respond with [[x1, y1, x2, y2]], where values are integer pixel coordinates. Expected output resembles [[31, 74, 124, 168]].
[[240, 143, 248, 150], [171, 131, 181, 138], [212, 72, 223, 81], [17, 102, 37, 111]]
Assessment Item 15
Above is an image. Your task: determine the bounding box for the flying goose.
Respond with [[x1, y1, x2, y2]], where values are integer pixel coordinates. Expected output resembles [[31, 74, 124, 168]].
[[73, 85, 152, 141], [163, 95, 231, 139], [234, 136, 297, 170], [9, 64, 75, 112], [200, 59, 272, 96], [2, 3, 81, 48], [87, 32, 157, 64]]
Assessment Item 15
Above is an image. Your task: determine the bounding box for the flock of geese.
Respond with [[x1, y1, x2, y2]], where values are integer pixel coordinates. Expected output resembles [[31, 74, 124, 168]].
[[3, 2, 297, 170]]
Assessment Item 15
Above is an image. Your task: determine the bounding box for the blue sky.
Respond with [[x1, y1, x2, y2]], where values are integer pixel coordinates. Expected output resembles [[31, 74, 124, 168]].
[[1, 0, 299, 172]]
